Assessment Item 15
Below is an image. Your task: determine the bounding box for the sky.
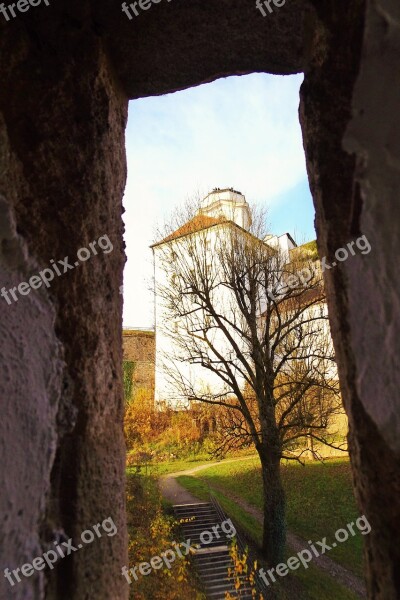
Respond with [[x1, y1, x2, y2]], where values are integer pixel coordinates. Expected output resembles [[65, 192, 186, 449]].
[[122, 73, 316, 328]]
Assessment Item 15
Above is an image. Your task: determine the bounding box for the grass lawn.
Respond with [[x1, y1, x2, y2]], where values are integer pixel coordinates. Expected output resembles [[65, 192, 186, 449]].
[[177, 456, 366, 577], [128, 454, 219, 477], [127, 449, 257, 478], [176, 474, 360, 600], [282, 459, 365, 576], [178, 458, 364, 576]]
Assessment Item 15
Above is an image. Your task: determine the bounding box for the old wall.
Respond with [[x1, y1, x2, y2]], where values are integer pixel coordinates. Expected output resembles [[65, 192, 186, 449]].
[[0, 195, 64, 600], [0, 5, 128, 599], [299, 2, 400, 597], [1, 0, 399, 598], [123, 330, 155, 404]]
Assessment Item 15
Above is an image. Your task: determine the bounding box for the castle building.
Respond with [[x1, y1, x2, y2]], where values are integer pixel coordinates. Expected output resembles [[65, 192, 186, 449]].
[[150, 188, 347, 457], [152, 188, 303, 405]]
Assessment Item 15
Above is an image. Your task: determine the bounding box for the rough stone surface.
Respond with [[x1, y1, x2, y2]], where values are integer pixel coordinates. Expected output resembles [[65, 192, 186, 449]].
[[0, 0, 399, 598], [98, 0, 312, 98], [344, 2, 400, 597], [300, 1, 400, 598], [0, 194, 64, 600], [344, 0, 400, 455], [0, 7, 129, 599]]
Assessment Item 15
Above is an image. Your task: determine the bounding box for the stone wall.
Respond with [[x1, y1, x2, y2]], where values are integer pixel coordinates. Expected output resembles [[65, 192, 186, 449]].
[[123, 330, 155, 405], [1, 1, 399, 598], [0, 8, 129, 598]]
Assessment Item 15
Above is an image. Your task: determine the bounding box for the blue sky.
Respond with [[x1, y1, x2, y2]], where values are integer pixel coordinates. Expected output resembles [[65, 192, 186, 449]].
[[122, 73, 315, 327]]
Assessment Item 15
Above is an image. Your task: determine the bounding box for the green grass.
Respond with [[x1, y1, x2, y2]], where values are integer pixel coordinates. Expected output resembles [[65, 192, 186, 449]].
[[282, 459, 365, 576], [130, 455, 215, 477], [293, 563, 360, 600], [141, 451, 256, 476], [179, 456, 365, 577], [176, 475, 359, 600]]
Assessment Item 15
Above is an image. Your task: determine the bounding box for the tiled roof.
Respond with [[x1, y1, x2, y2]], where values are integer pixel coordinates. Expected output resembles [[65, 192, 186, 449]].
[[152, 215, 228, 246]]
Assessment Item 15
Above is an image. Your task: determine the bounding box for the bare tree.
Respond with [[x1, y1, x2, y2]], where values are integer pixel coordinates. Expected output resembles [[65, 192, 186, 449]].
[[153, 201, 345, 565]]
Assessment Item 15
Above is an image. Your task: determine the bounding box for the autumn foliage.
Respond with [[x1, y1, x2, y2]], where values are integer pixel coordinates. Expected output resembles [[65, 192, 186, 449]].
[[124, 399, 219, 460], [126, 472, 201, 599]]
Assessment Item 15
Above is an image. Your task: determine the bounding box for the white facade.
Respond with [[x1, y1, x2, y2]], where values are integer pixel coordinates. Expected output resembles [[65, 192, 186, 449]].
[[153, 219, 243, 406], [152, 189, 333, 407], [264, 233, 296, 262]]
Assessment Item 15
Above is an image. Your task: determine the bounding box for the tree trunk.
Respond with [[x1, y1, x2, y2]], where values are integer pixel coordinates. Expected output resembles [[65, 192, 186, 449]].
[[259, 449, 286, 565]]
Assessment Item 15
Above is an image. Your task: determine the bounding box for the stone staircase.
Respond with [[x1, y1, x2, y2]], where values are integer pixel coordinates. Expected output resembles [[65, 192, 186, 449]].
[[173, 501, 266, 599]]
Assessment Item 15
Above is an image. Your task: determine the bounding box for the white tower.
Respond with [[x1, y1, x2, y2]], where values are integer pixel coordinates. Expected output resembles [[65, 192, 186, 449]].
[[198, 188, 252, 231]]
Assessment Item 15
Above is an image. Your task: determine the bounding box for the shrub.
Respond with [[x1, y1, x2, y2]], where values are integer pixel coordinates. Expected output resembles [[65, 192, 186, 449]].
[[126, 472, 203, 599]]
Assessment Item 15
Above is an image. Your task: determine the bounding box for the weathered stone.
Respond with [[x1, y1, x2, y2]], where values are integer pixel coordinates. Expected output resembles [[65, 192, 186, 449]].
[[0, 0, 399, 598], [300, 2, 400, 598], [0, 11, 128, 599], [123, 329, 155, 404]]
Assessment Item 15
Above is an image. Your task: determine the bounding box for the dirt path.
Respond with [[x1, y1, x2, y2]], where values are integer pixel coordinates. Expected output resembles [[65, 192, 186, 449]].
[[159, 458, 367, 598], [159, 455, 257, 504]]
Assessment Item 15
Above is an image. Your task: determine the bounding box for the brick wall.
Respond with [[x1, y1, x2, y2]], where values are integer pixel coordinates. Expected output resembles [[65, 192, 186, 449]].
[[122, 329, 155, 406]]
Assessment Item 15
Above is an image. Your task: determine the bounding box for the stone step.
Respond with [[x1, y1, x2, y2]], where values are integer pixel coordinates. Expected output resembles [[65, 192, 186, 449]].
[[207, 589, 254, 600], [206, 584, 253, 595], [201, 571, 247, 583], [205, 581, 254, 594], [180, 517, 223, 525], [196, 562, 232, 573], [194, 555, 231, 565], [176, 506, 217, 512], [193, 550, 230, 559], [194, 553, 231, 564], [174, 503, 214, 512], [173, 502, 264, 599], [180, 523, 223, 531]]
